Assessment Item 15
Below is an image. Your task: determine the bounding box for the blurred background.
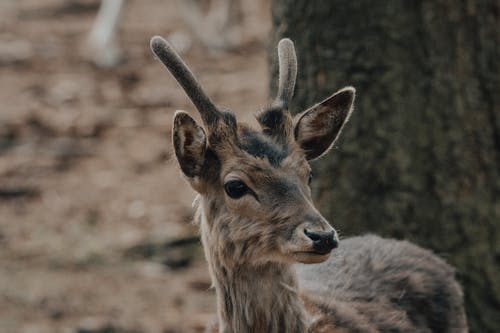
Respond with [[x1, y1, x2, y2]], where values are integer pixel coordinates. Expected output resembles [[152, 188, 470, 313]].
[[0, 0, 270, 332], [0, 1, 498, 333]]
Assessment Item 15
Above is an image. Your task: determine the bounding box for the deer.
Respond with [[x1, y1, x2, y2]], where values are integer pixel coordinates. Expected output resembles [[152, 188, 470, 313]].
[[149, 35, 468, 333]]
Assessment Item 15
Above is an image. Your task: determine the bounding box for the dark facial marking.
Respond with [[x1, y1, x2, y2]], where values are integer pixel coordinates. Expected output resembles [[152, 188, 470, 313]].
[[239, 127, 289, 167], [257, 107, 286, 135]]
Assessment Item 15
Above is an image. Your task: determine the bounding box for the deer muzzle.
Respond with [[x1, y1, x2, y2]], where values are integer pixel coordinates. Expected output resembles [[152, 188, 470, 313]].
[[304, 229, 339, 254]]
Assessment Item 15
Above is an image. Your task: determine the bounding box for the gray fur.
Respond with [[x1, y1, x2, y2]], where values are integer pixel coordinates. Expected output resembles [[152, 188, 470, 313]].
[[297, 235, 467, 332]]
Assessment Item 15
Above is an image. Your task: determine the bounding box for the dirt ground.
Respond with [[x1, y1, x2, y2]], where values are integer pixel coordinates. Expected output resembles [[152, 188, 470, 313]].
[[0, 1, 270, 332]]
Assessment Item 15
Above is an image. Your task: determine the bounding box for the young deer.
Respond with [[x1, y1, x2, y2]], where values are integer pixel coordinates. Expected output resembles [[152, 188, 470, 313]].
[[150, 36, 467, 333]]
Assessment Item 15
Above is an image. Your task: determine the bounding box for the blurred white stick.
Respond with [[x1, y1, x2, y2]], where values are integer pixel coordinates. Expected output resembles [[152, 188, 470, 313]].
[[86, 0, 248, 68], [87, 0, 125, 68]]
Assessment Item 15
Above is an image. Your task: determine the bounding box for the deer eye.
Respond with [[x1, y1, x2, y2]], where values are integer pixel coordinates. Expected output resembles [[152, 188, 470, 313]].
[[224, 180, 249, 199], [308, 171, 313, 185]]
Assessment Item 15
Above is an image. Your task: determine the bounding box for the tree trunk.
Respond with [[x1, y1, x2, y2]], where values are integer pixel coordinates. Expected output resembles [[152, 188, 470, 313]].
[[270, 1, 499, 332]]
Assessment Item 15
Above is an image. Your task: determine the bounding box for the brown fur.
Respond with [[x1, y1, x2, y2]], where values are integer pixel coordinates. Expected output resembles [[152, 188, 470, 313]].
[[150, 36, 467, 333]]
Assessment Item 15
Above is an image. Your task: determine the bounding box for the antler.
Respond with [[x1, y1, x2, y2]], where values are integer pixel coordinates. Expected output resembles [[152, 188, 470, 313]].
[[150, 36, 221, 128], [273, 38, 297, 109]]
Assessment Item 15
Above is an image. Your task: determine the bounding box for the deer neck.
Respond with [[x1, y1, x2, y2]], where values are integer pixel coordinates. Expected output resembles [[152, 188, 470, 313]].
[[198, 204, 308, 333], [209, 255, 307, 333]]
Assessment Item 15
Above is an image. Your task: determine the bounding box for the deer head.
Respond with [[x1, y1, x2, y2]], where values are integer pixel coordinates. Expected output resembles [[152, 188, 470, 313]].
[[151, 36, 355, 267]]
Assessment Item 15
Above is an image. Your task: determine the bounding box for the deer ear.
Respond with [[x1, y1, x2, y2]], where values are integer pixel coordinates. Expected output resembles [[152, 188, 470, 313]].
[[172, 111, 207, 189], [294, 87, 355, 160]]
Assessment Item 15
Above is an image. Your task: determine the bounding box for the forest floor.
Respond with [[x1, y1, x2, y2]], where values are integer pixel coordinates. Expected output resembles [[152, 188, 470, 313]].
[[0, 1, 270, 332]]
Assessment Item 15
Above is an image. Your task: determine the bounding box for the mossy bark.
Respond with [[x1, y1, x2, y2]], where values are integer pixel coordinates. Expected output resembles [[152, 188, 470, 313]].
[[270, 1, 500, 332]]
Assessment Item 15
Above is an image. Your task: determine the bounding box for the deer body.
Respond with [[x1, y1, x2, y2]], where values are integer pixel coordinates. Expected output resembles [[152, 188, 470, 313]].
[[198, 191, 466, 333], [298, 235, 467, 332], [149, 35, 467, 332]]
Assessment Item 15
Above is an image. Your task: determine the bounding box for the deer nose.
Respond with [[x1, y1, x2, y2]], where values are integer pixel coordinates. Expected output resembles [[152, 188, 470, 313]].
[[304, 229, 338, 254]]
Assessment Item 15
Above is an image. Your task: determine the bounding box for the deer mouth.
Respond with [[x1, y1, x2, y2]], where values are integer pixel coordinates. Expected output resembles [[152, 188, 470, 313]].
[[292, 251, 332, 264], [297, 249, 332, 255]]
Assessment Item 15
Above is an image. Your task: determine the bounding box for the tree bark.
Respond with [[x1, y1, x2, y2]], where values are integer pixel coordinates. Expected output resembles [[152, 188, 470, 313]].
[[270, 1, 500, 332]]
